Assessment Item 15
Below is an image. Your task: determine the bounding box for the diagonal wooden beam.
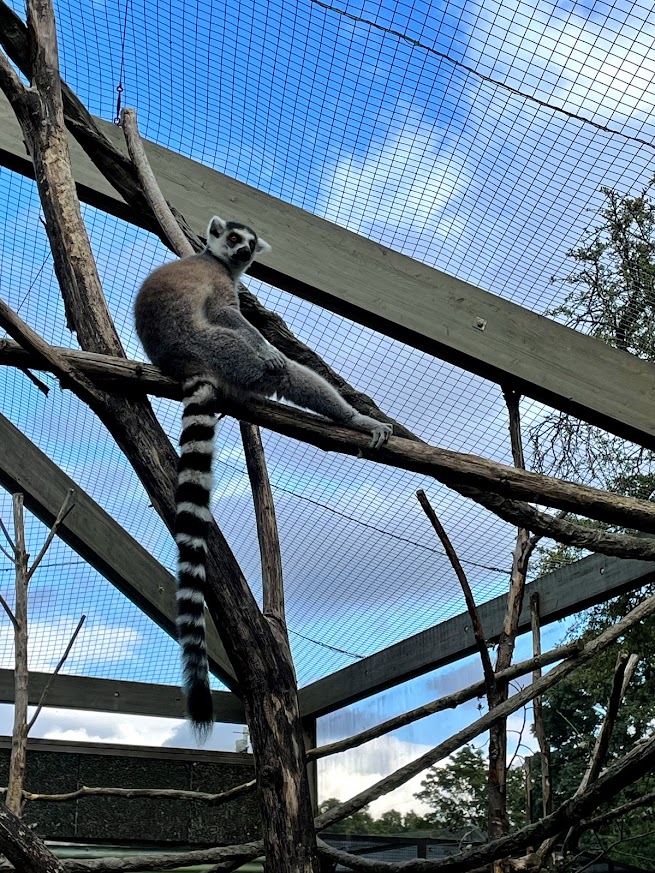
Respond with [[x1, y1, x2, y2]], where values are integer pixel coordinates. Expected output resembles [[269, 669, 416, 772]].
[[0, 412, 239, 692], [298, 548, 655, 717], [2, 92, 655, 449]]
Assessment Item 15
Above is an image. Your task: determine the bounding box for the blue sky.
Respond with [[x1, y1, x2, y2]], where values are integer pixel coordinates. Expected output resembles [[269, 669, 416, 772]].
[[1, 0, 655, 814]]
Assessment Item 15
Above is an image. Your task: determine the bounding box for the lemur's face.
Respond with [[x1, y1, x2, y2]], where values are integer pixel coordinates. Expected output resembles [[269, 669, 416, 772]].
[[206, 217, 271, 269]]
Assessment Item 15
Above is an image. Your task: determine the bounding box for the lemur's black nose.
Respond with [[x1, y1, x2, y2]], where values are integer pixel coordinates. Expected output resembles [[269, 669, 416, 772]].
[[235, 246, 251, 262]]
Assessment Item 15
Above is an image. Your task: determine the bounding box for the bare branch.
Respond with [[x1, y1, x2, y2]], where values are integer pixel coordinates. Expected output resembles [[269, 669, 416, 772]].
[[0, 47, 26, 106], [0, 803, 65, 873], [0, 515, 16, 554], [240, 423, 286, 628], [9, 777, 255, 805], [17, 367, 50, 396], [315, 730, 655, 872], [0, 299, 105, 406], [120, 108, 195, 259], [315, 589, 655, 830], [4, 344, 655, 536], [58, 840, 264, 872], [27, 613, 86, 733], [0, 594, 17, 628], [26, 488, 75, 581], [308, 641, 580, 762], [530, 594, 553, 818], [6, 494, 28, 816], [416, 489, 496, 701]]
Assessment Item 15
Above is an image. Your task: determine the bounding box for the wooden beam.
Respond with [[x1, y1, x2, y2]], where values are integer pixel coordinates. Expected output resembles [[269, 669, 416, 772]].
[[0, 672, 245, 724], [0, 412, 238, 691], [2, 94, 655, 449], [298, 549, 655, 717]]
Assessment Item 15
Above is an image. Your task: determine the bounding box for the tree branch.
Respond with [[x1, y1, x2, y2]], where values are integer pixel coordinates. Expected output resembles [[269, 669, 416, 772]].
[[0, 802, 65, 873], [4, 343, 655, 537], [120, 108, 195, 258], [416, 489, 496, 701], [530, 594, 552, 818], [9, 777, 255, 805], [315, 730, 655, 872], [26, 488, 75, 581], [315, 587, 655, 830], [240, 424, 286, 628], [26, 613, 86, 733]]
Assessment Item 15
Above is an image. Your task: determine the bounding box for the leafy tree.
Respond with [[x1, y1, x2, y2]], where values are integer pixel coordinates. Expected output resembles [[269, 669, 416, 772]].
[[414, 745, 526, 833], [527, 179, 655, 866]]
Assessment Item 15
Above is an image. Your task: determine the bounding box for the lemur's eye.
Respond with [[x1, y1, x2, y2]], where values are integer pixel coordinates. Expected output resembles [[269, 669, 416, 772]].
[[249, 240, 256, 251], [228, 234, 240, 245]]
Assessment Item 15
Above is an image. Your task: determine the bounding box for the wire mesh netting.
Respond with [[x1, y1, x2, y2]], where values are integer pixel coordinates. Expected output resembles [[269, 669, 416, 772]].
[[1, 0, 654, 695]]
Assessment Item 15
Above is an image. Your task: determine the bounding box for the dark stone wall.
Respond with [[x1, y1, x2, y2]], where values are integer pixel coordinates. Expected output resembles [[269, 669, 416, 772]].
[[0, 738, 260, 845]]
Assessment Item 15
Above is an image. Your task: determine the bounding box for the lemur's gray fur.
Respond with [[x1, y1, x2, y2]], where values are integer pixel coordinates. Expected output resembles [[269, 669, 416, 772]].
[[134, 216, 392, 736]]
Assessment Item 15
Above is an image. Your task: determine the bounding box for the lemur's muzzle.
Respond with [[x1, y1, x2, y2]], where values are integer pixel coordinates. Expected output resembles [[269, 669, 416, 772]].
[[234, 246, 251, 263]]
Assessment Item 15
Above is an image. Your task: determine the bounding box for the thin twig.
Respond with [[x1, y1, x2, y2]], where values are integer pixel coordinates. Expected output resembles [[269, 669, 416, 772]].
[[27, 613, 86, 733], [0, 540, 16, 564], [0, 516, 16, 554], [2, 777, 256, 805], [26, 489, 75, 581], [417, 489, 496, 702], [0, 593, 17, 628], [18, 367, 50, 396]]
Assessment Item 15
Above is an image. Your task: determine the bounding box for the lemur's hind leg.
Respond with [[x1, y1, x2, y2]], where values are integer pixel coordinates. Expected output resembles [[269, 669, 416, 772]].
[[260, 359, 392, 448]]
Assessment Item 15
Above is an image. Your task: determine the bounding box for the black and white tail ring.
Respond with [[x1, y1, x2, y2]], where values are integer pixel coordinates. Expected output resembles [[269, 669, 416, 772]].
[[174, 375, 218, 738]]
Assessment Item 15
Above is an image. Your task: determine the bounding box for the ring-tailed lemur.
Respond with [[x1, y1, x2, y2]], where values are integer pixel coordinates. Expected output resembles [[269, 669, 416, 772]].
[[134, 216, 393, 737]]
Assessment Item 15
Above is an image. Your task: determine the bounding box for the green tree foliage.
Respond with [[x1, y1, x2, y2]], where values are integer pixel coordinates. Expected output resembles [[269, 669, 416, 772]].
[[414, 746, 526, 833], [528, 178, 655, 866], [531, 179, 655, 485], [317, 799, 430, 835]]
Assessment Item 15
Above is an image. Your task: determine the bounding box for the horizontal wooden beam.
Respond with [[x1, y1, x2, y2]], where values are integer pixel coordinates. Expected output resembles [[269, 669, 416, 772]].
[[0, 412, 239, 691], [0, 671, 246, 724], [299, 548, 655, 717], [3, 93, 655, 449]]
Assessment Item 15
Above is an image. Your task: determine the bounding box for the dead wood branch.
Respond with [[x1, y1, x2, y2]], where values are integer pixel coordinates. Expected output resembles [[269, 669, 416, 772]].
[[580, 787, 655, 833], [52, 840, 264, 872], [416, 489, 496, 700], [488, 389, 531, 839], [6, 495, 28, 816], [120, 108, 195, 258], [240, 423, 287, 629], [26, 613, 86, 733], [558, 651, 640, 857], [457, 488, 655, 561], [4, 344, 655, 538], [315, 730, 655, 872], [308, 641, 580, 761], [10, 778, 255, 805], [26, 488, 75, 581], [0, 802, 65, 872], [315, 590, 655, 830], [530, 594, 552, 818]]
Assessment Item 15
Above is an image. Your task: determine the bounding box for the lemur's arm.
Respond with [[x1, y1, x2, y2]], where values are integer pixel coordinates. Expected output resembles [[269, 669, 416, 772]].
[[209, 305, 287, 371]]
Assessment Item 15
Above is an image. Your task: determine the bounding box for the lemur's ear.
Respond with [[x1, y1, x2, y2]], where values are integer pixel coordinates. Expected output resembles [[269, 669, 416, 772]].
[[256, 237, 271, 254], [207, 216, 226, 238]]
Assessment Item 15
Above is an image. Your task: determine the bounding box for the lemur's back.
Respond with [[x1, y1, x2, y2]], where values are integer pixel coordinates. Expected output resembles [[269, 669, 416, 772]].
[[134, 251, 237, 382]]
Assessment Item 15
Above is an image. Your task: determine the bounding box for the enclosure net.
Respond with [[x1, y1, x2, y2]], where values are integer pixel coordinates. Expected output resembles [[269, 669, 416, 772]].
[[0, 0, 653, 694]]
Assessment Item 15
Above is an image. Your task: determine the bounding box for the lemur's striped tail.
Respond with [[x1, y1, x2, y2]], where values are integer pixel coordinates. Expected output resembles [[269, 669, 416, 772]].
[[175, 376, 218, 740]]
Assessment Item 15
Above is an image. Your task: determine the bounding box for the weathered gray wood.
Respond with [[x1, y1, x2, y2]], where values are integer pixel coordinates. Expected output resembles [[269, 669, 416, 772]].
[[0, 672, 245, 724], [0, 412, 237, 689], [300, 549, 655, 717], [2, 93, 655, 449]]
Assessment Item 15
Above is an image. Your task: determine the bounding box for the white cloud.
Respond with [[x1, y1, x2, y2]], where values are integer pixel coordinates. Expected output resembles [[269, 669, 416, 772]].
[[317, 108, 472, 240], [0, 617, 141, 672], [318, 734, 434, 818]]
